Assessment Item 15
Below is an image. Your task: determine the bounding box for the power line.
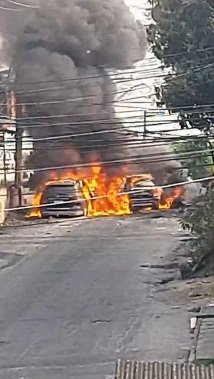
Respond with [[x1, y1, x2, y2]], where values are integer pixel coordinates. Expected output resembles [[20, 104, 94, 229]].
[[3, 137, 214, 161], [16, 113, 214, 132], [3, 0, 38, 8], [7, 104, 214, 130], [5, 174, 214, 213], [2, 146, 214, 175], [2, 58, 213, 90], [0, 87, 158, 108], [16, 118, 213, 142], [14, 130, 212, 147], [1, 160, 213, 199], [2, 68, 165, 90], [3, 54, 213, 97], [9, 100, 214, 123], [0, 4, 19, 10]]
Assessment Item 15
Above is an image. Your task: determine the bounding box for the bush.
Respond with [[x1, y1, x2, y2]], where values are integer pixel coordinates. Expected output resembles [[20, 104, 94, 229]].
[[181, 187, 214, 272]]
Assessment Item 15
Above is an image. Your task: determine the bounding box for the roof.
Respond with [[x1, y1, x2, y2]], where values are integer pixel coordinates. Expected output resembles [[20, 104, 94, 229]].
[[114, 360, 214, 379]]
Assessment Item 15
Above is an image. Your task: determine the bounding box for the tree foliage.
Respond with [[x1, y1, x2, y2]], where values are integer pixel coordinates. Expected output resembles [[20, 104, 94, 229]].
[[181, 187, 214, 272], [147, 0, 214, 272], [147, 0, 214, 127], [173, 138, 213, 179]]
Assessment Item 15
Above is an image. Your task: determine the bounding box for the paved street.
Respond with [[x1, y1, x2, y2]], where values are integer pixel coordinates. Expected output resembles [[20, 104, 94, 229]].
[[0, 215, 190, 378]]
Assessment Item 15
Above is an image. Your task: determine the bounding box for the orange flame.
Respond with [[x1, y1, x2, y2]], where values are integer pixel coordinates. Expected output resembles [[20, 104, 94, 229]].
[[28, 164, 131, 218], [28, 164, 184, 218], [159, 186, 184, 209], [83, 166, 131, 217], [29, 191, 43, 218]]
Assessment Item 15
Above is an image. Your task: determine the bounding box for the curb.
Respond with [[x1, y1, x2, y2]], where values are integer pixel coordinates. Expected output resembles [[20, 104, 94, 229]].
[[189, 299, 214, 362]]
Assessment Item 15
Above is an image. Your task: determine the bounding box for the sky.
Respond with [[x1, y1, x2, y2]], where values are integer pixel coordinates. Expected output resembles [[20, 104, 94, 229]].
[[117, 0, 197, 138], [115, 0, 178, 135]]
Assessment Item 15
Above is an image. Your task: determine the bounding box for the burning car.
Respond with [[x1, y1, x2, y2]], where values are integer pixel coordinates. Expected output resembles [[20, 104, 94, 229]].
[[40, 180, 86, 218], [124, 175, 161, 212]]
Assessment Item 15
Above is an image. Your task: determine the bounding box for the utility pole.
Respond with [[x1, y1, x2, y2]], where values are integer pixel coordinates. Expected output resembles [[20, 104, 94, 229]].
[[13, 92, 23, 207], [2, 132, 7, 185], [0, 130, 6, 185], [143, 110, 147, 139]]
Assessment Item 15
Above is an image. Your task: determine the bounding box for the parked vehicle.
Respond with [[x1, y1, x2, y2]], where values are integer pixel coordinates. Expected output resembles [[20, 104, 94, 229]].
[[40, 180, 86, 218], [125, 175, 160, 212]]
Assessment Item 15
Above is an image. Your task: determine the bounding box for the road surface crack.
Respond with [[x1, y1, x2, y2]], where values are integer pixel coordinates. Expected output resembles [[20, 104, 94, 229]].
[[91, 319, 112, 324]]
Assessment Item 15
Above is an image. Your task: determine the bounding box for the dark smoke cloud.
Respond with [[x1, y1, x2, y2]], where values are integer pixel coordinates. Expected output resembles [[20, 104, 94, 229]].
[[0, 0, 179, 186]]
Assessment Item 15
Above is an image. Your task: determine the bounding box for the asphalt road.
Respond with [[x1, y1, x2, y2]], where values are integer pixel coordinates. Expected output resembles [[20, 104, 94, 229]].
[[0, 215, 190, 379]]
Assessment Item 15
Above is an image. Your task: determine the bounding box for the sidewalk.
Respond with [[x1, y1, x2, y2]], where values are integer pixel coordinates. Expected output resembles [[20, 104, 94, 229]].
[[192, 300, 214, 364]]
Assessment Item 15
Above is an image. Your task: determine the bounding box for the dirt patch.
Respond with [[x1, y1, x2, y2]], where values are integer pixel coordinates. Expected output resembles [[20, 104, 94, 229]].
[[4, 213, 54, 228], [166, 277, 214, 307]]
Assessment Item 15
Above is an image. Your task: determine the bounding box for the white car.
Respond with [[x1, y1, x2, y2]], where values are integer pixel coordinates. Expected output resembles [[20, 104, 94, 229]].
[[125, 176, 160, 212]]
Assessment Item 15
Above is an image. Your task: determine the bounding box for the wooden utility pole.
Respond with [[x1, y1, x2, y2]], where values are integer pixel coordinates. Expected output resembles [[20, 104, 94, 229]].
[[143, 110, 147, 139], [13, 92, 23, 207], [2, 132, 7, 185]]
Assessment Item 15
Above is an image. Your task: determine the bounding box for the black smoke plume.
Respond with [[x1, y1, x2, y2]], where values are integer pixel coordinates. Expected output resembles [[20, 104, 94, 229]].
[[0, 0, 180, 186]]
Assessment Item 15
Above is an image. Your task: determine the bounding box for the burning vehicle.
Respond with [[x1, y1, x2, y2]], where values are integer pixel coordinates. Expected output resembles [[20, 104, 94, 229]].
[[124, 175, 161, 212], [28, 166, 186, 219], [39, 180, 86, 218], [29, 165, 132, 219]]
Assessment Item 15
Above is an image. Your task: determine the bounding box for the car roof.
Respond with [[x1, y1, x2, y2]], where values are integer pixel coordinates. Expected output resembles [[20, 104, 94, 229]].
[[45, 180, 78, 187]]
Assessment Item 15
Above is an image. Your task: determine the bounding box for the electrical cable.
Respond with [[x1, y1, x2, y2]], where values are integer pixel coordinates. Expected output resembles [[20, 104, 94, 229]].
[[4, 132, 213, 147], [12, 102, 214, 123], [9, 107, 214, 131], [0, 4, 19, 10], [4, 53, 213, 97], [1, 158, 213, 198], [5, 174, 214, 213], [5, 136, 213, 154], [17, 115, 214, 133], [16, 120, 212, 143], [1, 146, 214, 175], [2, 59, 214, 90], [3, 0, 38, 8]]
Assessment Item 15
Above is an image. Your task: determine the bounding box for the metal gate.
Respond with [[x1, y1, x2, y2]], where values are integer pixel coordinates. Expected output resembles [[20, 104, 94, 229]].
[[114, 360, 214, 379]]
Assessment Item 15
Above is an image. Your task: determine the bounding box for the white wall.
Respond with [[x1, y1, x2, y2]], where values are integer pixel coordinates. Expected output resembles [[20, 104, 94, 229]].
[[0, 187, 7, 224], [0, 131, 33, 185]]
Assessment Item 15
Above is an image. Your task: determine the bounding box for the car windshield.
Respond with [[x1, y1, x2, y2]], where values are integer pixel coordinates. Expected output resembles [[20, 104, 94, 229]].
[[133, 180, 153, 187], [44, 185, 77, 197]]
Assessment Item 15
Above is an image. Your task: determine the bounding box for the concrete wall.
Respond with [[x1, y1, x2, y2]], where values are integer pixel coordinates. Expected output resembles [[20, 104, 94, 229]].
[[22, 187, 35, 206], [0, 187, 8, 225]]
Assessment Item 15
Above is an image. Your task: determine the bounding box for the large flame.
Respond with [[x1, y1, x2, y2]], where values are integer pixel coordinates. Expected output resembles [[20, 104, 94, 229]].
[[28, 164, 131, 218], [83, 166, 131, 217], [28, 165, 184, 218]]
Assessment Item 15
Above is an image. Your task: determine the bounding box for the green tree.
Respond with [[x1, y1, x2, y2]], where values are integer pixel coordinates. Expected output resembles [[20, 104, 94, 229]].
[[181, 187, 214, 274], [147, 0, 214, 130], [147, 0, 214, 273], [173, 137, 213, 179]]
